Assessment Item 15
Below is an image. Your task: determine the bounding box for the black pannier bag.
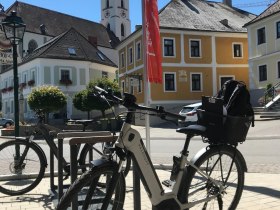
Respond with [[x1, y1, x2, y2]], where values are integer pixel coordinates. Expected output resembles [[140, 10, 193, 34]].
[[198, 80, 254, 144]]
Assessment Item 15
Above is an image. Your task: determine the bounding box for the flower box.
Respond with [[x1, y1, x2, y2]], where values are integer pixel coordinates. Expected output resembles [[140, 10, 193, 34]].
[[1, 88, 8, 93], [60, 79, 72, 86], [7, 86, 14, 91], [19, 82, 27, 89], [28, 79, 35, 86]]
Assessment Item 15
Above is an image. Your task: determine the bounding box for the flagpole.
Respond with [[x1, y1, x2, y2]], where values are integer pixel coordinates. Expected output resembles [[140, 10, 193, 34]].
[[142, 0, 151, 155]]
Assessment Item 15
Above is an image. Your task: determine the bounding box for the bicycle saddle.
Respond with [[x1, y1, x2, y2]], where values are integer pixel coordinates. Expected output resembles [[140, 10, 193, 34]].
[[176, 124, 206, 136]]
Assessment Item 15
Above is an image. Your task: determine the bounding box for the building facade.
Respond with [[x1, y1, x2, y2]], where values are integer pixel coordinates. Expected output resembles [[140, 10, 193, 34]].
[[244, 0, 280, 104], [117, 0, 256, 122]]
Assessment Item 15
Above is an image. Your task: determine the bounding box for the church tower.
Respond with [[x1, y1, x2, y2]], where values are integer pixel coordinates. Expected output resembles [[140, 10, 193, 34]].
[[101, 0, 131, 41]]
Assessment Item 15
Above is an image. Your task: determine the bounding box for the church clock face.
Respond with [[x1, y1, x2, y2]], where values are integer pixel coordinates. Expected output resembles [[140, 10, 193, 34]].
[[120, 10, 126, 18], [105, 10, 110, 18]]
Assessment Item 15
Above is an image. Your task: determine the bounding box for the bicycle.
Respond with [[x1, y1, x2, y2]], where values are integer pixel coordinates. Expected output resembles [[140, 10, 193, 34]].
[[56, 86, 252, 210], [0, 116, 131, 196]]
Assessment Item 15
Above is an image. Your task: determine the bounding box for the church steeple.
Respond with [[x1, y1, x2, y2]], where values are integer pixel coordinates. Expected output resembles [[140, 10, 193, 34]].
[[101, 0, 131, 41]]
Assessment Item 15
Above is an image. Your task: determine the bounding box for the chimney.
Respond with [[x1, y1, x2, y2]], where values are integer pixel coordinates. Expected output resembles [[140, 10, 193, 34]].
[[223, 0, 232, 7], [88, 36, 98, 47]]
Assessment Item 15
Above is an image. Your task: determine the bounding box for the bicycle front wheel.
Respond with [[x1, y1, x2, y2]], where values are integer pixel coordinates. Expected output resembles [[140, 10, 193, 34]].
[[56, 164, 126, 210], [184, 146, 245, 210], [0, 139, 46, 195]]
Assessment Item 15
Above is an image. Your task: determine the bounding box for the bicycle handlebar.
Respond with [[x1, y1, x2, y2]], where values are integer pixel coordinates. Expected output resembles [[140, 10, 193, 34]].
[[93, 86, 185, 121]]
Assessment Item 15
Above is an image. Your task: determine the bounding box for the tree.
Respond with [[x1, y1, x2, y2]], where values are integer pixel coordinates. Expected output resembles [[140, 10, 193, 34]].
[[27, 86, 67, 122], [73, 78, 120, 118], [73, 89, 92, 119]]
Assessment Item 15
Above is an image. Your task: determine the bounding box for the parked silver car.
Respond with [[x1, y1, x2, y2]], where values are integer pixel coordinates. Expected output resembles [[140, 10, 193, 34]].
[[0, 118, 14, 128], [178, 102, 202, 126]]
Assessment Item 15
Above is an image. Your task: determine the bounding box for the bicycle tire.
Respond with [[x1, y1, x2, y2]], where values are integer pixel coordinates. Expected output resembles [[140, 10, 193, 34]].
[[0, 139, 46, 195], [183, 146, 244, 210], [56, 164, 126, 210], [79, 143, 132, 176]]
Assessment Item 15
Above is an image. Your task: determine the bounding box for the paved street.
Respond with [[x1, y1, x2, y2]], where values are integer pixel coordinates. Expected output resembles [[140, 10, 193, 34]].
[[0, 115, 279, 209]]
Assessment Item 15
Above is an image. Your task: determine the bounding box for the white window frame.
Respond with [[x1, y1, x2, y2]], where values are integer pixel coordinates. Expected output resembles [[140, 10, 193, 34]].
[[190, 72, 203, 92], [162, 37, 176, 57], [30, 69, 36, 81], [135, 41, 141, 61], [22, 72, 28, 83], [232, 42, 243, 58], [164, 72, 176, 92], [189, 39, 202, 58]]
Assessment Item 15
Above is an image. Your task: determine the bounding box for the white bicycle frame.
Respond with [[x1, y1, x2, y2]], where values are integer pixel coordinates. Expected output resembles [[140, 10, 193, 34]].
[[115, 122, 225, 209]]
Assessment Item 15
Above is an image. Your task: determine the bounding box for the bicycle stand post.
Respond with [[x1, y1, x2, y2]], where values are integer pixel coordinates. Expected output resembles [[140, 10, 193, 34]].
[[133, 162, 141, 210]]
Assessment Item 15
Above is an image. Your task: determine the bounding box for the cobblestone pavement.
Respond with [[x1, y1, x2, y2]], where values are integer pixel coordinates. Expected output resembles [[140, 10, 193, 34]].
[[0, 170, 279, 210]]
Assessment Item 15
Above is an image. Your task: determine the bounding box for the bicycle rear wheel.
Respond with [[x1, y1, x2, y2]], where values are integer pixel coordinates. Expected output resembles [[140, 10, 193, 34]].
[[0, 139, 46, 195], [183, 146, 244, 210], [56, 164, 125, 210]]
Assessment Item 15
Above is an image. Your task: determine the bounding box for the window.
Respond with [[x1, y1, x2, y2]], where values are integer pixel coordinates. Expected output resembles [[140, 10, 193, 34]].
[[277, 21, 280, 39], [163, 38, 175, 57], [121, 0, 124, 8], [129, 78, 134, 94], [68, 48, 76, 55], [31, 71, 36, 80], [191, 73, 202, 91], [121, 52, 125, 67], [277, 61, 280, 78], [128, 47, 133, 64], [102, 71, 108, 78], [106, 0, 109, 8], [61, 69, 70, 80], [97, 52, 105, 61], [121, 80, 125, 94], [121, 24, 125, 37], [259, 65, 267, 81], [11, 100, 14, 114], [190, 40, 200, 57], [164, 73, 176, 91], [136, 41, 141, 60], [28, 40, 38, 54], [257, 27, 266, 45], [220, 76, 234, 89], [233, 44, 242, 58]]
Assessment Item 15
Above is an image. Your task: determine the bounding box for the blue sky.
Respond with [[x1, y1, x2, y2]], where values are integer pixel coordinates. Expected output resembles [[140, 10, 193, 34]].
[[1, 0, 274, 33]]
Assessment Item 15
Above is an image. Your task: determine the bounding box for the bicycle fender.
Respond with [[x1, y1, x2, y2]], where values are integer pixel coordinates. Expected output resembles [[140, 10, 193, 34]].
[[189, 145, 248, 172], [30, 141, 48, 168], [90, 158, 118, 170]]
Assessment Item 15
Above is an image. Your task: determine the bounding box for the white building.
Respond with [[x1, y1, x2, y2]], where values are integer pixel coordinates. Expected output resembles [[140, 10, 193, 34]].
[[0, 0, 131, 121]]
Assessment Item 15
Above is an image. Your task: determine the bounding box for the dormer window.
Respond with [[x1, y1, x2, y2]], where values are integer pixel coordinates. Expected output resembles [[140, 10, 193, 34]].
[[68, 48, 76, 55]]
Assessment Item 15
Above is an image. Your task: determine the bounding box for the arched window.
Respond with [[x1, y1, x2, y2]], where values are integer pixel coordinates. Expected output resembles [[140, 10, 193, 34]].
[[121, 0, 124, 8], [106, 0, 109, 8], [107, 23, 111, 30], [121, 24, 125, 37], [28, 40, 38, 53]]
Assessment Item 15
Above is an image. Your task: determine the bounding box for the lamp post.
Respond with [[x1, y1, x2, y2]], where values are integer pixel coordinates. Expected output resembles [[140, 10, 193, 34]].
[[2, 11, 26, 138]]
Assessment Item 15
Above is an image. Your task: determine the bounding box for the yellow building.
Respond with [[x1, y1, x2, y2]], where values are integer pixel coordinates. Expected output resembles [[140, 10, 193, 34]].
[[117, 0, 256, 117]]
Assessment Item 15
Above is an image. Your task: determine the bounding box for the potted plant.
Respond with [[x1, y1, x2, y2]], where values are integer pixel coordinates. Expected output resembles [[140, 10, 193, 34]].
[[59, 79, 72, 86], [1, 88, 8, 93], [7, 86, 14, 92], [19, 82, 27, 89], [28, 79, 35, 86]]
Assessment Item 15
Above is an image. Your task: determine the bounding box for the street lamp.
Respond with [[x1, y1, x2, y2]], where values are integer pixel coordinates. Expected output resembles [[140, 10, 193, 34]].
[[2, 11, 26, 137]]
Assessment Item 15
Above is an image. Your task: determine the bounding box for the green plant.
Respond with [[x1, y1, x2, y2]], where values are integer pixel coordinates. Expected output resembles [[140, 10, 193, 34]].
[[27, 86, 67, 122]]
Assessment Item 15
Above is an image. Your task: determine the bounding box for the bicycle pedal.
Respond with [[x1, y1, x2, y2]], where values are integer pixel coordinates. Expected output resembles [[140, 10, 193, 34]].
[[162, 179, 173, 187]]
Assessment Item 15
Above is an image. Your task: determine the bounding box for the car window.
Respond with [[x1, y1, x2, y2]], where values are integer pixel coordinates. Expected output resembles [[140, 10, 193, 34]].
[[180, 107, 195, 113]]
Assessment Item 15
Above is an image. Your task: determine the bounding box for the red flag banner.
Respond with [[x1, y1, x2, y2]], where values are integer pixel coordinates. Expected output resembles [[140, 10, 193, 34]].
[[144, 0, 162, 84]]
